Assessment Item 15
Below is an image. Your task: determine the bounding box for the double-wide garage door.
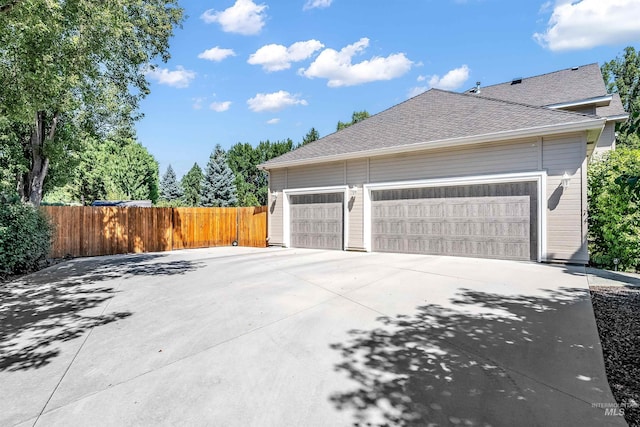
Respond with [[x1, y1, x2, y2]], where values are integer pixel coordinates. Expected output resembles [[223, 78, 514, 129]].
[[371, 182, 537, 261], [290, 193, 343, 250]]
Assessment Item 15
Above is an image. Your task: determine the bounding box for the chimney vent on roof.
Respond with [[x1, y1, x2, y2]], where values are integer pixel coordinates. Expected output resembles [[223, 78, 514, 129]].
[[470, 81, 481, 94], [571, 66, 579, 70], [511, 77, 522, 85]]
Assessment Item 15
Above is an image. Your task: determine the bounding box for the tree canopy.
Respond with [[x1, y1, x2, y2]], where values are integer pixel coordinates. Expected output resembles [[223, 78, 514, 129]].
[[337, 110, 370, 131], [181, 163, 204, 207], [0, 0, 183, 204], [602, 46, 640, 137], [201, 144, 237, 207], [160, 164, 183, 202]]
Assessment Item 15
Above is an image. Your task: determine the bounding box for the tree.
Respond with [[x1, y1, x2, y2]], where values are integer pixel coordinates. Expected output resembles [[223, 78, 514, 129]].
[[201, 145, 238, 207], [602, 46, 640, 137], [0, 0, 183, 205], [181, 163, 204, 207], [227, 139, 294, 206], [588, 147, 640, 272], [301, 127, 320, 146], [160, 164, 183, 202], [337, 110, 370, 131]]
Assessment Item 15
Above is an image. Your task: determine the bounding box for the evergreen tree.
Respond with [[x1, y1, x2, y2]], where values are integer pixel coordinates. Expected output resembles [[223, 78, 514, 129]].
[[160, 164, 183, 202], [201, 144, 238, 207], [181, 163, 204, 206], [300, 127, 320, 146]]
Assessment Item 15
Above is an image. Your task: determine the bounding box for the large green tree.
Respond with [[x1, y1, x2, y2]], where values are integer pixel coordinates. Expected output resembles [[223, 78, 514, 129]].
[[181, 163, 204, 207], [300, 127, 320, 146], [337, 110, 370, 131], [0, 0, 183, 205], [160, 164, 183, 203], [227, 139, 294, 206], [201, 144, 237, 207], [602, 46, 640, 137]]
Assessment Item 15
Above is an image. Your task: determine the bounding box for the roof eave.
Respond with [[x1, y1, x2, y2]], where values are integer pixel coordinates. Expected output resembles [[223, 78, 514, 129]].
[[605, 113, 630, 122], [258, 118, 606, 170]]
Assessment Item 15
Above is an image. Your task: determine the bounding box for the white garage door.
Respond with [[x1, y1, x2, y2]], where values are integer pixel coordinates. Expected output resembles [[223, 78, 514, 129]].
[[371, 183, 537, 261], [290, 193, 343, 250]]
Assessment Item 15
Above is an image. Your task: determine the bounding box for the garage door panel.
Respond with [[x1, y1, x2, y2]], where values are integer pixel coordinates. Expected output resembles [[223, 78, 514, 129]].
[[290, 195, 343, 250], [372, 194, 532, 261]]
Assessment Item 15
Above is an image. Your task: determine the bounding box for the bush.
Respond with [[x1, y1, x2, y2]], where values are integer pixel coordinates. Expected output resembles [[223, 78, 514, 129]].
[[0, 193, 53, 278], [588, 147, 640, 272]]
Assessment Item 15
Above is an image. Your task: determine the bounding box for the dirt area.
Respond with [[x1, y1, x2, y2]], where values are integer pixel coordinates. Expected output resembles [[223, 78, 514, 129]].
[[591, 285, 640, 427]]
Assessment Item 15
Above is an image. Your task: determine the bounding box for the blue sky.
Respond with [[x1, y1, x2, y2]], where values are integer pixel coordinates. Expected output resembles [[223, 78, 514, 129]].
[[137, 0, 640, 179]]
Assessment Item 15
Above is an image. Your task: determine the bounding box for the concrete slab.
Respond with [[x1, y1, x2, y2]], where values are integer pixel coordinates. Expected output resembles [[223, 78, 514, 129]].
[[1, 247, 625, 426]]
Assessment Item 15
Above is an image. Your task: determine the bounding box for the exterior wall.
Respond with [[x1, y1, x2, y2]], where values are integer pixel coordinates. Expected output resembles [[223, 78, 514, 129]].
[[268, 132, 589, 263], [542, 133, 588, 262], [593, 122, 616, 156], [346, 159, 367, 249], [268, 169, 286, 246]]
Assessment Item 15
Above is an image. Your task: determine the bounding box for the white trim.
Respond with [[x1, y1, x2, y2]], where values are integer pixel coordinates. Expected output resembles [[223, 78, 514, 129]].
[[606, 114, 630, 122], [363, 171, 548, 262], [546, 95, 612, 109], [258, 119, 605, 170], [283, 185, 350, 250]]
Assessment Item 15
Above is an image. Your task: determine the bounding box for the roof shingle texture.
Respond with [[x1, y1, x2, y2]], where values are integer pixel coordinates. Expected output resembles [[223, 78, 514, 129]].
[[469, 63, 608, 106], [262, 89, 599, 168]]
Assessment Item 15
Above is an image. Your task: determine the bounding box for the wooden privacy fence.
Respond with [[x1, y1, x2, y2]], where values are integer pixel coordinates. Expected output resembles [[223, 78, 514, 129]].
[[42, 206, 267, 259]]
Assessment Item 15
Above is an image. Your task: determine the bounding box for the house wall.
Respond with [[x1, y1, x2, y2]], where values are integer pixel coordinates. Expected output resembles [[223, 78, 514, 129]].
[[593, 122, 616, 156], [268, 132, 588, 263]]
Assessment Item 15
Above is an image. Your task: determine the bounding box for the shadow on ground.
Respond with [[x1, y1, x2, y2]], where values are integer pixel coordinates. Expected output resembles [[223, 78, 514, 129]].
[[0, 254, 204, 372], [330, 287, 611, 426]]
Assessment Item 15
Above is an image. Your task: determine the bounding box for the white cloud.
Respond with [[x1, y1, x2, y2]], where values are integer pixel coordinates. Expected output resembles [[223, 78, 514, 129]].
[[210, 101, 232, 112], [427, 65, 470, 90], [146, 66, 196, 88], [303, 0, 332, 10], [201, 0, 267, 35], [300, 38, 413, 87], [534, 0, 640, 51], [248, 40, 324, 72], [417, 75, 426, 82], [198, 46, 236, 62], [407, 86, 428, 98], [266, 118, 280, 124], [247, 91, 308, 112]]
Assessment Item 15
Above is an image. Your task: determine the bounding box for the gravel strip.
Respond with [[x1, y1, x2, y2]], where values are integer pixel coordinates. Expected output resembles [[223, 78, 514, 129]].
[[591, 285, 640, 427]]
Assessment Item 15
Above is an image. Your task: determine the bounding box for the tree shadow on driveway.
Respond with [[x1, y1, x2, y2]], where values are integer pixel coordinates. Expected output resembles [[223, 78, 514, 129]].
[[330, 287, 619, 426], [0, 254, 204, 372]]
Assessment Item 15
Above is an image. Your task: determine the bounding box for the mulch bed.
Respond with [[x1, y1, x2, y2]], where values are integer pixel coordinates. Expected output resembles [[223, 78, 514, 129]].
[[591, 285, 640, 427]]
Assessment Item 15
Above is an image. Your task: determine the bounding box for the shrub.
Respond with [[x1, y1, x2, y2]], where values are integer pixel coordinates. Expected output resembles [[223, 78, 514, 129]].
[[588, 147, 640, 272], [0, 193, 53, 278]]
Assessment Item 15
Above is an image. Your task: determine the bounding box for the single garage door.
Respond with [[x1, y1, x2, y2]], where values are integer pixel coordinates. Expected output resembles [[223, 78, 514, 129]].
[[290, 193, 343, 250], [372, 182, 537, 261]]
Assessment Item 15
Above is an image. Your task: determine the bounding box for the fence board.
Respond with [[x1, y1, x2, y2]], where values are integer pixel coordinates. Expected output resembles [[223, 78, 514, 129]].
[[42, 206, 266, 258]]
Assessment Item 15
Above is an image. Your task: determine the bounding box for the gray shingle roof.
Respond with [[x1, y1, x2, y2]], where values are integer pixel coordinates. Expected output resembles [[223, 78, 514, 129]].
[[596, 93, 627, 118], [261, 89, 602, 168], [468, 63, 608, 107]]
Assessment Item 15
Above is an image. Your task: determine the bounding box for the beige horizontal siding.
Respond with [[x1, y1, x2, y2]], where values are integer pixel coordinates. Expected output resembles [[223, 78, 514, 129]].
[[346, 159, 367, 250], [286, 161, 345, 188], [543, 133, 587, 262], [594, 122, 615, 156], [268, 170, 286, 245], [369, 139, 539, 182]]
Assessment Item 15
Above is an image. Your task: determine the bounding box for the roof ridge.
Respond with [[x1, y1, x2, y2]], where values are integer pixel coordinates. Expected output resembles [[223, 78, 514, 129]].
[[471, 63, 600, 91]]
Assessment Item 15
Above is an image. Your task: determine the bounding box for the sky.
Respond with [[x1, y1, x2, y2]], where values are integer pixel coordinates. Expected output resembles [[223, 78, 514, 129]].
[[136, 0, 640, 179]]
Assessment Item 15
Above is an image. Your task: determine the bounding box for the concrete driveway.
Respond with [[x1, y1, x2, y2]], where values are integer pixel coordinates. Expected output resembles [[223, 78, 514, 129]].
[[1, 247, 625, 427]]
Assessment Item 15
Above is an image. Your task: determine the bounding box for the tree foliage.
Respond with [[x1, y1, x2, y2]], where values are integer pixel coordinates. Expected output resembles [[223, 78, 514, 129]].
[[0, 193, 52, 278], [181, 163, 203, 207], [160, 164, 183, 202], [227, 139, 294, 206], [0, 0, 183, 205], [602, 46, 640, 137], [588, 147, 640, 272], [337, 110, 370, 131], [201, 144, 238, 207], [301, 127, 320, 146]]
